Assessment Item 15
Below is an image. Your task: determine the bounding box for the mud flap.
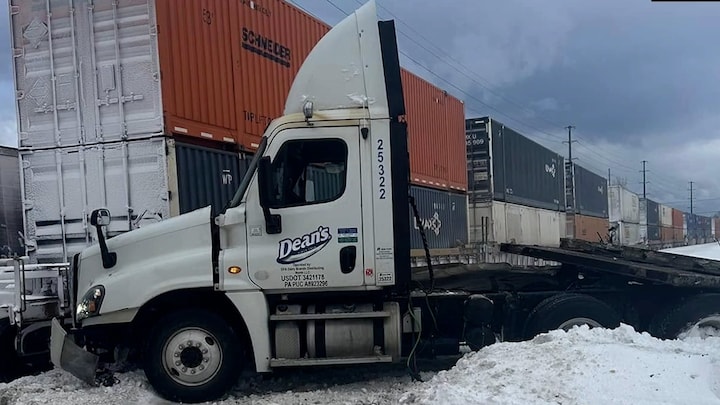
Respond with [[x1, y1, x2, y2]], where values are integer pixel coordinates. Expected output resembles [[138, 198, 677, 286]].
[[50, 317, 99, 386]]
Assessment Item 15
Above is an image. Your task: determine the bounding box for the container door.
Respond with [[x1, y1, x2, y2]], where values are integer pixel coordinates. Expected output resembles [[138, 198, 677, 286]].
[[245, 126, 365, 291]]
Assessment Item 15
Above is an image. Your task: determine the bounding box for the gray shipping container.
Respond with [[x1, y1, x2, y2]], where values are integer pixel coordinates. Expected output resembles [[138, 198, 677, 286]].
[[642, 198, 660, 226], [409, 185, 468, 251], [572, 163, 608, 218], [647, 224, 660, 241], [467, 117, 564, 212], [175, 141, 249, 216], [0, 146, 22, 256]]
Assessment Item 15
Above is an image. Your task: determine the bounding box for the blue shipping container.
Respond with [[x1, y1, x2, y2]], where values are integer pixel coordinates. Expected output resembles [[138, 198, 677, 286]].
[[409, 185, 468, 250]]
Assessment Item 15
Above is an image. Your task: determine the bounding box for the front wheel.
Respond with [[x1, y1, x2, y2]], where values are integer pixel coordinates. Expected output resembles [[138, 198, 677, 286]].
[[143, 309, 245, 403]]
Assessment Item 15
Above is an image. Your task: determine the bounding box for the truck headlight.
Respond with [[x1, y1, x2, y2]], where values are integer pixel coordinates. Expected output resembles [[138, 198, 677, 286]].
[[76, 285, 105, 322]]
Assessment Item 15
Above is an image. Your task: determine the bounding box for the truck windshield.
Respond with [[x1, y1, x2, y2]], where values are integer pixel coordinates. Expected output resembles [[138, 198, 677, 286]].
[[228, 136, 268, 209]]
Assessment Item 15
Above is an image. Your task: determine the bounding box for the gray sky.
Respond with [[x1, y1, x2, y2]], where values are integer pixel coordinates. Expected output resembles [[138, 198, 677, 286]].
[[0, 0, 719, 215]]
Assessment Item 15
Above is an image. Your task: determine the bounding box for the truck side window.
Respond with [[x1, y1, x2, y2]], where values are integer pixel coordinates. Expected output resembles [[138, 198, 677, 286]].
[[269, 138, 348, 208]]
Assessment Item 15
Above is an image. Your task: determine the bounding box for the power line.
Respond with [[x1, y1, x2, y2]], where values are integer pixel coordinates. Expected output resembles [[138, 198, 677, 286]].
[[306, 0, 696, 206]]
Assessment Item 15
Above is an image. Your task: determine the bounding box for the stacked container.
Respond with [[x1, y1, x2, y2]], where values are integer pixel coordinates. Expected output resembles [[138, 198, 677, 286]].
[[0, 147, 22, 256], [11, 0, 469, 263], [568, 163, 609, 243], [672, 208, 685, 243], [466, 117, 565, 247], [607, 185, 641, 246], [639, 198, 660, 243], [659, 204, 674, 243]]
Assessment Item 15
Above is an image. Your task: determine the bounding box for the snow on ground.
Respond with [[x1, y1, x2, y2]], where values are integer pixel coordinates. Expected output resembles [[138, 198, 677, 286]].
[[3, 324, 720, 404], [661, 242, 720, 261]]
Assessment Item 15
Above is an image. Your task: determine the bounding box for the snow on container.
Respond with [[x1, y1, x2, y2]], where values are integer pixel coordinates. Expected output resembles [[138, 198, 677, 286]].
[[572, 163, 608, 219], [573, 214, 609, 243], [408, 186, 468, 252], [608, 185, 640, 224], [466, 117, 564, 212], [0, 146, 23, 256], [659, 204, 673, 227], [468, 201, 565, 247]]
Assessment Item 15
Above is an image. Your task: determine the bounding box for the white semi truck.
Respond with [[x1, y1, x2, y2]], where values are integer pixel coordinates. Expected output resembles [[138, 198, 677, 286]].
[[2, 1, 720, 403]]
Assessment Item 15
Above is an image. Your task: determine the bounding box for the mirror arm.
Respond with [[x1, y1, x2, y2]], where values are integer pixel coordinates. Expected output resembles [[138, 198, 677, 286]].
[[96, 224, 117, 269], [262, 207, 282, 235]]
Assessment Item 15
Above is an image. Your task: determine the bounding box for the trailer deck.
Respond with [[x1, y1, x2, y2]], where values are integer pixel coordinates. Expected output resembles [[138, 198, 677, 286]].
[[501, 239, 720, 289]]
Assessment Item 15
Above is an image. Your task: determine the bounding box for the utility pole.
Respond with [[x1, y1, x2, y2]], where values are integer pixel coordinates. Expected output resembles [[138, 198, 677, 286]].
[[641, 160, 648, 200], [689, 181, 694, 214], [608, 168, 611, 187], [565, 125, 576, 163], [562, 125, 577, 238]]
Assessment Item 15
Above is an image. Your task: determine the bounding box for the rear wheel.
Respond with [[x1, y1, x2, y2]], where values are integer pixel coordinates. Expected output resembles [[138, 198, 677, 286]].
[[650, 294, 720, 340], [143, 309, 245, 403], [523, 293, 621, 338]]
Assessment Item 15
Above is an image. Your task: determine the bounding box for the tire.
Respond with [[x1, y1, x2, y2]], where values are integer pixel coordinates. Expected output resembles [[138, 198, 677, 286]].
[[523, 293, 621, 339], [143, 309, 245, 403], [649, 294, 720, 340], [0, 318, 20, 383]]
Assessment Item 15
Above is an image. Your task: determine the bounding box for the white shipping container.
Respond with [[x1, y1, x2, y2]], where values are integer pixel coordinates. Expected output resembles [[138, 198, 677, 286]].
[[469, 201, 565, 247], [611, 221, 641, 246], [21, 138, 170, 262], [660, 204, 673, 227], [11, 0, 163, 149], [608, 185, 640, 224]]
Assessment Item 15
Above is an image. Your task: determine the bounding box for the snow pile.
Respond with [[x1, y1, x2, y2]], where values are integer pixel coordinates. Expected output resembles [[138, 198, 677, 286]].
[[399, 324, 720, 405], [3, 324, 720, 404], [661, 242, 720, 261]]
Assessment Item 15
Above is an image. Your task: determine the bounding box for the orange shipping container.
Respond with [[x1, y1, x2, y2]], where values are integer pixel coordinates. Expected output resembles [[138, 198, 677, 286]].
[[672, 208, 684, 228], [715, 218, 720, 239], [660, 226, 674, 242], [156, 0, 330, 149], [673, 226, 684, 242], [402, 70, 467, 192], [573, 215, 610, 243]]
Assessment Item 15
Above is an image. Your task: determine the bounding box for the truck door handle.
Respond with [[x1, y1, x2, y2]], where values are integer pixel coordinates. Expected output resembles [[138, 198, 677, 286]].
[[340, 246, 356, 274]]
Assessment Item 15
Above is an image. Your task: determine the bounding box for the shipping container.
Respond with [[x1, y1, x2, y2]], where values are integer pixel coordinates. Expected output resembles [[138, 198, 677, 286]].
[[0, 146, 23, 256], [408, 186, 468, 252], [659, 204, 673, 227], [571, 163, 608, 218], [715, 218, 720, 239], [640, 198, 659, 226], [20, 137, 257, 263], [466, 117, 564, 212], [573, 214, 609, 243], [404, 71, 467, 192], [611, 221, 641, 246], [712, 218, 717, 239], [608, 185, 640, 224], [10, 0, 468, 193], [672, 208, 684, 229], [468, 201, 565, 247], [660, 226, 674, 242], [647, 224, 661, 241]]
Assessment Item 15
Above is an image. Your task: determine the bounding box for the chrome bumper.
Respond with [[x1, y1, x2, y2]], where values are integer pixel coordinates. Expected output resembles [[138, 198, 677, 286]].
[[50, 318, 99, 385]]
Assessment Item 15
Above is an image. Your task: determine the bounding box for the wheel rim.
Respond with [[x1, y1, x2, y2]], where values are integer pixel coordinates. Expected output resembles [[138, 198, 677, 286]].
[[557, 317, 602, 331], [679, 315, 720, 339], [162, 327, 223, 387]]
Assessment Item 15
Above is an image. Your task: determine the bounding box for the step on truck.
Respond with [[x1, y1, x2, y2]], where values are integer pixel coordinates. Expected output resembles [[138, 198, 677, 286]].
[[0, 0, 713, 402]]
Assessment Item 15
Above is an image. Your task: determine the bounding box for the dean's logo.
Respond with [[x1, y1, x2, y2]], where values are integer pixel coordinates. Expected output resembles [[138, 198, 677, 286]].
[[277, 226, 332, 264]]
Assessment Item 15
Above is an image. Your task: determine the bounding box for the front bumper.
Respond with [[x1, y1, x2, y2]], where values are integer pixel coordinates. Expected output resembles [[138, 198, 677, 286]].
[[50, 317, 99, 385]]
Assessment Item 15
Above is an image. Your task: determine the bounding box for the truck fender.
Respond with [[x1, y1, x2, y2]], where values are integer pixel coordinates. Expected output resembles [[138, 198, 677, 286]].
[[225, 291, 272, 373]]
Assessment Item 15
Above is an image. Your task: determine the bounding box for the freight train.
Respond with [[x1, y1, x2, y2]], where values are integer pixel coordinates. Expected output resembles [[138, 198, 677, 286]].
[[5, 0, 718, 268]]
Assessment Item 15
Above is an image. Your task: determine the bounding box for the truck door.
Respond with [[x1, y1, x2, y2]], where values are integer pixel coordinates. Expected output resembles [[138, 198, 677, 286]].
[[245, 126, 365, 291]]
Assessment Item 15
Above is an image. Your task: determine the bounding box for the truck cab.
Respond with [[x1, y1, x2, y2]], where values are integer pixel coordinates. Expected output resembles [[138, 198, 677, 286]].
[[51, 1, 436, 402]]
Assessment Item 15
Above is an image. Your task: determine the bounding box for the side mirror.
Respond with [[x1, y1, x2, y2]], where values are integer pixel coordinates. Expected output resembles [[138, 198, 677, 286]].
[[89, 208, 117, 269], [256, 156, 282, 234], [90, 208, 111, 227]]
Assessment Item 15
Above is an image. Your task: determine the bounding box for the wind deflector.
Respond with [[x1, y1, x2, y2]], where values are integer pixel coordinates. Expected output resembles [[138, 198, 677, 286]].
[[378, 20, 405, 119]]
